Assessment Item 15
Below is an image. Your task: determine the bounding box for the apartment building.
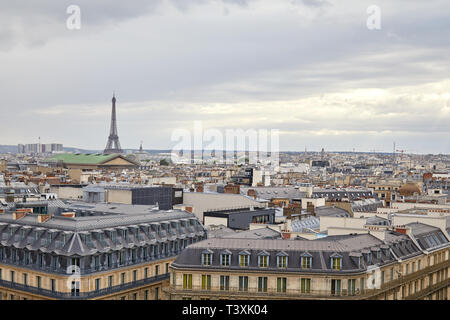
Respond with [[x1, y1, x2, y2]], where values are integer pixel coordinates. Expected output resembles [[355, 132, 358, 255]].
[[0, 202, 206, 300], [167, 231, 449, 300]]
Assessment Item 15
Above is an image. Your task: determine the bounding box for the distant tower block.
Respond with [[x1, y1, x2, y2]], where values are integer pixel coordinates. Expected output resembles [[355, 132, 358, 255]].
[[104, 93, 123, 154]]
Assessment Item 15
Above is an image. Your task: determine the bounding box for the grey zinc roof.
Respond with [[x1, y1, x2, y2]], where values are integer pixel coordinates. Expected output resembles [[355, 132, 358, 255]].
[[172, 231, 427, 274], [314, 206, 350, 217], [220, 227, 282, 240], [0, 201, 206, 256], [172, 234, 399, 274], [186, 233, 382, 253], [406, 222, 449, 251]]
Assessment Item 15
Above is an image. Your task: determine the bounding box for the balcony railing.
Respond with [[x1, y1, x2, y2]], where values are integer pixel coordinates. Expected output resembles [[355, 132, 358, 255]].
[[167, 259, 450, 300], [167, 285, 364, 299], [0, 274, 169, 300]]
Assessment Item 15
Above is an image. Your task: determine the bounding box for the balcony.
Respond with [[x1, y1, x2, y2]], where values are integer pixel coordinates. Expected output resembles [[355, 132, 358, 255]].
[[0, 274, 169, 300], [167, 285, 363, 300]]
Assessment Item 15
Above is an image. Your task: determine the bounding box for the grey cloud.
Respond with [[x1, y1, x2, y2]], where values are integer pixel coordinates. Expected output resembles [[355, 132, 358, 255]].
[[0, 0, 449, 153]]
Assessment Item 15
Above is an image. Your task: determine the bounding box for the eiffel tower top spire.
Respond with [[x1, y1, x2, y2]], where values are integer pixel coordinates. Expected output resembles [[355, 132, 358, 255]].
[[104, 93, 123, 154]]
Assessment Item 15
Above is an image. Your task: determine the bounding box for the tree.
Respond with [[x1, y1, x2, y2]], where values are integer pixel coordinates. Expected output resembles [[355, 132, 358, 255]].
[[160, 159, 170, 166]]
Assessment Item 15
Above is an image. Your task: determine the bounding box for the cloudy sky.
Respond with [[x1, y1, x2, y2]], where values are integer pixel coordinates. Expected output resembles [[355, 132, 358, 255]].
[[0, 0, 449, 153]]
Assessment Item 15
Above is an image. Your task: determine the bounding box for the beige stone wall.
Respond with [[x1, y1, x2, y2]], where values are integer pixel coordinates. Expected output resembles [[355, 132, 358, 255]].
[[0, 258, 175, 300], [203, 216, 228, 227], [168, 248, 450, 300], [52, 186, 83, 200], [319, 216, 367, 233], [106, 189, 132, 204]]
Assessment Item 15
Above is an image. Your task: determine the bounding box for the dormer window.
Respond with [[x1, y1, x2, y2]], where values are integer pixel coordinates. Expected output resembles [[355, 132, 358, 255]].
[[220, 250, 231, 266], [258, 251, 269, 268], [239, 251, 250, 267], [330, 254, 343, 270], [277, 252, 288, 268], [300, 253, 312, 269], [201, 251, 213, 266]]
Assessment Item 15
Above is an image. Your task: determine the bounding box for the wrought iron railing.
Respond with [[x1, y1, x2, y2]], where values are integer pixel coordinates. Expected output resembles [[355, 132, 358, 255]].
[[0, 274, 169, 300]]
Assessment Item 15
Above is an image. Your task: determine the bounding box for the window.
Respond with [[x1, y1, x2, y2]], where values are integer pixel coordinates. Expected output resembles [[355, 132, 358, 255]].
[[144, 290, 148, 300], [108, 276, 113, 288], [51, 256, 57, 270], [418, 260, 421, 270], [381, 271, 385, 285], [412, 262, 416, 273], [166, 263, 169, 274], [155, 287, 159, 300], [405, 264, 409, 275], [277, 277, 287, 293], [301, 255, 312, 269], [133, 270, 137, 282], [183, 274, 192, 289], [301, 278, 311, 294], [144, 268, 149, 279], [331, 256, 342, 270], [106, 254, 112, 268], [239, 276, 248, 292], [36, 276, 41, 289], [220, 253, 231, 266], [239, 253, 249, 267], [360, 277, 365, 292], [201, 275, 211, 291], [348, 279, 356, 295], [132, 293, 137, 300], [38, 253, 44, 268], [51, 279, 56, 292], [95, 278, 100, 291], [366, 252, 372, 265], [202, 252, 212, 266], [23, 274, 28, 286], [94, 255, 100, 271], [121, 273, 126, 285], [119, 251, 126, 265], [155, 265, 159, 276], [10, 271, 15, 283], [0, 268, 2, 280], [71, 258, 80, 272], [331, 279, 341, 295], [220, 276, 230, 291], [258, 254, 269, 268], [258, 277, 268, 292], [277, 255, 288, 268]]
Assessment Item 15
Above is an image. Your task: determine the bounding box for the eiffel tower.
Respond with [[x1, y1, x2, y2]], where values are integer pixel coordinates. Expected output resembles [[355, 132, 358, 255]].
[[104, 93, 123, 154]]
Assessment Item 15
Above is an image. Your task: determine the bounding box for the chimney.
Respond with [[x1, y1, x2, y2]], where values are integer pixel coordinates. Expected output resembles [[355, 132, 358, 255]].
[[13, 211, 27, 220], [37, 214, 52, 223], [247, 189, 257, 199], [395, 226, 407, 234], [61, 212, 76, 218]]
